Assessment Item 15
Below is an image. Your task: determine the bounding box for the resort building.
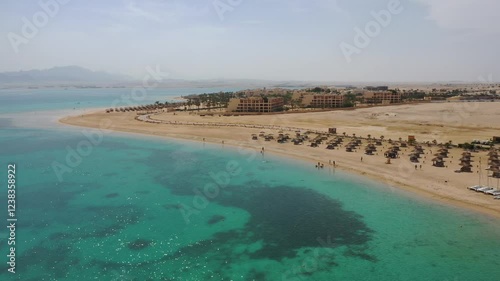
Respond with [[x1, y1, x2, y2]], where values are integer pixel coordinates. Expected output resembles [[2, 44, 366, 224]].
[[226, 97, 284, 113], [364, 86, 389, 91], [300, 94, 345, 108], [239, 88, 290, 97], [363, 91, 401, 104]]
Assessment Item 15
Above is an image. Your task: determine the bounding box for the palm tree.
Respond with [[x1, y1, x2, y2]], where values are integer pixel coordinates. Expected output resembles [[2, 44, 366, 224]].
[[206, 99, 212, 111], [214, 92, 223, 108], [194, 99, 201, 111], [199, 94, 208, 108]]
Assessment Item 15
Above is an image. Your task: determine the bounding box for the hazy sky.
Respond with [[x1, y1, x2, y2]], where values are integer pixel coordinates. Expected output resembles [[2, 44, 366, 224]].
[[1, 0, 499, 82]]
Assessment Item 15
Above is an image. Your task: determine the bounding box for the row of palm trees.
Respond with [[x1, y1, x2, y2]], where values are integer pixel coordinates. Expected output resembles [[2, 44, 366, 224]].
[[106, 101, 184, 113], [183, 92, 238, 111], [105, 91, 239, 113]]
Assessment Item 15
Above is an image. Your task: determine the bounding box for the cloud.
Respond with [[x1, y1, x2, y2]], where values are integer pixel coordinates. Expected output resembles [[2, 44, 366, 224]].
[[103, 23, 136, 33], [414, 0, 500, 32], [286, 0, 350, 16], [125, 1, 163, 22], [239, 20, 264, 25], [325, 0, 350, 16]]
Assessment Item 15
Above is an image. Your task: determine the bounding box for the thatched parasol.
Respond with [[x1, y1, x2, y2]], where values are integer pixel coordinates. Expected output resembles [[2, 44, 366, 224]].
[[487, 151, 498, 156]]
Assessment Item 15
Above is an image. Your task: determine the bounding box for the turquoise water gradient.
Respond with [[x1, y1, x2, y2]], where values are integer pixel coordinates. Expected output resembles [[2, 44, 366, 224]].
[[0, 88, 499, 280], [0, 87, 241, 114]]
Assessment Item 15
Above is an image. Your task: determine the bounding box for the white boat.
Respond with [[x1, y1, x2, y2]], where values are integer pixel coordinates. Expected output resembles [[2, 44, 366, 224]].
[[485, 189, 500, 195], [477, 186, 494, 193], [494, 196, 500, 200], [468, 185, 482, 191], [490, 191, 500, 196]]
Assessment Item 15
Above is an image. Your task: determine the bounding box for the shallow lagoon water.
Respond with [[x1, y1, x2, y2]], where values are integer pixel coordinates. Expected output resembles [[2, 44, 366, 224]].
[[0, 128, 499, 281], [0, 88, 500, 280]]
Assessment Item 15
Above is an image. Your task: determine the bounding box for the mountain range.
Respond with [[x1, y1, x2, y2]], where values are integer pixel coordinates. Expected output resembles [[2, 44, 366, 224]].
[[0, 66, 317, 89], [0, 66, 131, 85], [1, 66, 405, 89]]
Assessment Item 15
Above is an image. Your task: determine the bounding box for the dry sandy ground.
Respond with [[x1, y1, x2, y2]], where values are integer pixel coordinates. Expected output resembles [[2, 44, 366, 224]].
[[60, 102, 500, 218]]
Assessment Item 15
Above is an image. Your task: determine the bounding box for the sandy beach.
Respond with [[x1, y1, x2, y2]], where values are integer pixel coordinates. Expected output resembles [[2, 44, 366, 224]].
[[60, 102, 500, 218]]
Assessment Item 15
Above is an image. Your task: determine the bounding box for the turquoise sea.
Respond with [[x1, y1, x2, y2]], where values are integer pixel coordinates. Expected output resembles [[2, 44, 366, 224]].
[[1, 88, 500, 280]]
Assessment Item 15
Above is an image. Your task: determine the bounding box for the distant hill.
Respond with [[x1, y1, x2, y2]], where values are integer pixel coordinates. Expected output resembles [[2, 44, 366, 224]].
[[0, 66, 132, 85], [0, 66, 331, 89]]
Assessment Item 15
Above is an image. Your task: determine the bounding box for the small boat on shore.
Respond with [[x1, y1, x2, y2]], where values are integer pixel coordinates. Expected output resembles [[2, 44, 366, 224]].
[[485, 189, 500, 195], [477, 186, 494, 193], [468, 185, 482, 191], [488, 190, 500, 196]]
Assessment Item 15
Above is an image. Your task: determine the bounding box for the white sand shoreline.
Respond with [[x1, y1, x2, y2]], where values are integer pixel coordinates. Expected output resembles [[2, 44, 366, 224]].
[[59, 103, 500, 219]]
